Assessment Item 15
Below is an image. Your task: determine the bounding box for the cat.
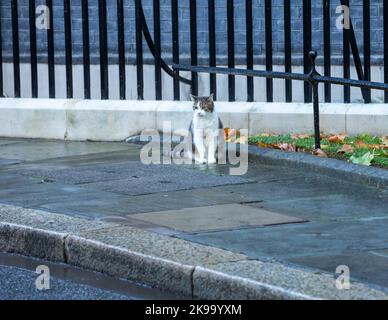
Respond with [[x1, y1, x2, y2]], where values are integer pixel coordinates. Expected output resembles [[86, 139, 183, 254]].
[[188, 94, 223, 164]]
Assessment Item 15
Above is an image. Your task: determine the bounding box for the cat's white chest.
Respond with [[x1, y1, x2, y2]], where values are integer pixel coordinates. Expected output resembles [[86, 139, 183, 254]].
[[193, 113, 219, 131]]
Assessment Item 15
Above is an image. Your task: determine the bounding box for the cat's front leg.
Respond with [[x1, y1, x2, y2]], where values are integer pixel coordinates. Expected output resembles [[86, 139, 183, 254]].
[[194, 130, 207, 164], [207, 131, 218, 164]]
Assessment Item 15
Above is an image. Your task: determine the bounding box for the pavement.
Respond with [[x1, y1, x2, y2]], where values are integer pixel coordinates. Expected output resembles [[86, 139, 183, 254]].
[[0, 138, 388, 298]]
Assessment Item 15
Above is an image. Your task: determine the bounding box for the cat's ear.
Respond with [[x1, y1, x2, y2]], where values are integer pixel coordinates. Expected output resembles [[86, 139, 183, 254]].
[[190, 94, 198, 102], [208, 93, 214, 101]]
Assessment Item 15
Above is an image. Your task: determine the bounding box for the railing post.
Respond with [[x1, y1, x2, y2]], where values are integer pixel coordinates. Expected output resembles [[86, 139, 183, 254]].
[[135, 0, 144, 100], [308, 51, 321, 150]]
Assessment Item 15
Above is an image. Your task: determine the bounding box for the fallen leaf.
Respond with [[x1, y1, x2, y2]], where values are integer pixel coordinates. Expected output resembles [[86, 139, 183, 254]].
[[328, 132, 347, 144], [349, 152, 374, 166], [259, 133, 271, 138], [320, 144, 329, 150], [337, 144, 354, 154], [369, 144, 384, 150], [291, 134, 311, 140], [313, 149, 328, 158], [382, 136, 388, 148], [354, 140, 369, 149], [277, 143, 296, 152]]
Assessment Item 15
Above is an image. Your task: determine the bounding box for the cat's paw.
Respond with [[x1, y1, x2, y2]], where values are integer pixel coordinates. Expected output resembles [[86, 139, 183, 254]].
[[196, 157, 207, 164], [207, 158, 217, 165]]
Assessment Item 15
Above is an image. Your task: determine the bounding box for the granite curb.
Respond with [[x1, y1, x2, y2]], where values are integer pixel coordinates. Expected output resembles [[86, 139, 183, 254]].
[[1, 204, 388, 300]]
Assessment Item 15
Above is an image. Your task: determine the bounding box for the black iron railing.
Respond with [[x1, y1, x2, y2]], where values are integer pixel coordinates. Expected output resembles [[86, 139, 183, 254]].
[[1, 1, 388, 103], [173, 50, 388, 150]]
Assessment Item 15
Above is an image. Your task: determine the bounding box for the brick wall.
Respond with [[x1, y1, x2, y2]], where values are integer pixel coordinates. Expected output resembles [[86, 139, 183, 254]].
[[0, 0, 385, 65]]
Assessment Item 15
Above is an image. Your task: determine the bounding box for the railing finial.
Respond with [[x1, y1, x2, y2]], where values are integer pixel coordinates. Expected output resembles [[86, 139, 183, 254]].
[[309, 51, 319, 78]]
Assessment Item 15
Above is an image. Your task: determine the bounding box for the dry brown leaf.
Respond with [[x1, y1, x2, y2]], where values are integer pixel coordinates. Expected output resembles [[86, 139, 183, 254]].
[[369, 144, 384, 150], [354, 140, 368, 149], [277, 143, 296, 152], [337, 144, 354, 154], [259, 133, 271, 138], [313, 148, 328, 158], [328, 132, 347, 144], [291, 134, 311, 140], [382, 136, 388, 148]]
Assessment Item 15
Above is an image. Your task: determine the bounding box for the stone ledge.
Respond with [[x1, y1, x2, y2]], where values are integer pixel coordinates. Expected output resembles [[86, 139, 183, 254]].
[[0, 98, 386, 141], [0, 204, 387, 300]]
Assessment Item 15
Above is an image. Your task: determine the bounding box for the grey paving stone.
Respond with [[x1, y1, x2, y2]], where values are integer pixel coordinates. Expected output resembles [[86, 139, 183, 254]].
[[0, 139, 27, 146], [217, 176, 347, 202], [288, 250, 388, 290], [19, 162, 249, 193], [0, 141, 132, 161], [130, 204, 306, 233], [261, 189, 388, 222], [0, 159, 22, 166], [80, 163, 249, 195], [0, 183, 122, 209], [179, 219, 388, 261]]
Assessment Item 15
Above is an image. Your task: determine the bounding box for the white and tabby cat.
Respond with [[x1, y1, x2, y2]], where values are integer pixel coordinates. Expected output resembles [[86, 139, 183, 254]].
[[188, 94, 223, 164]]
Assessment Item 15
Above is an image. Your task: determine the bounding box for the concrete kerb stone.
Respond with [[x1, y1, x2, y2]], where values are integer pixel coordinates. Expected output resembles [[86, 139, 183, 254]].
[[0, 221, 320, 299], [64, 235, 195, 297], [192, 267, 315, 300], [0, 223, 66, 263]]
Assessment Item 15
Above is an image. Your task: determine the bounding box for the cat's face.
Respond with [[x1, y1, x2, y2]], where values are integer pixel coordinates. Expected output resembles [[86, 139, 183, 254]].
[[190, 94, 215, 117]]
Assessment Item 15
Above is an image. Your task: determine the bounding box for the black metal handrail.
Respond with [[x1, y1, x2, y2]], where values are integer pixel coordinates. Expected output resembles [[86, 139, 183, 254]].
[[173, 51, 388, 151]]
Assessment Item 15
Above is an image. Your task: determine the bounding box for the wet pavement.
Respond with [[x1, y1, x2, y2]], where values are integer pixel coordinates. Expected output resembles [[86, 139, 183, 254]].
[[0, 138, 388, 291]]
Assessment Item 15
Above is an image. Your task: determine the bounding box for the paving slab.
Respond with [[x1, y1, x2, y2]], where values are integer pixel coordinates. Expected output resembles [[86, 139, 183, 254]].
[[130, 204, 306, 233], [288, 250, 388, 289], [179, 219, 388, 261], [0, 183, 135, 217], [0, 141, 132, 161], [5, 147, 143, 172], [218, 176, 350, 202], [261, 190, 388, 222], [0, 139, 27, 146], [81, 163, 250, 195]]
